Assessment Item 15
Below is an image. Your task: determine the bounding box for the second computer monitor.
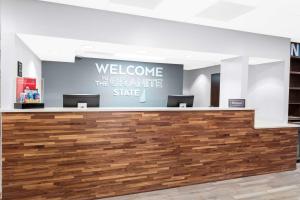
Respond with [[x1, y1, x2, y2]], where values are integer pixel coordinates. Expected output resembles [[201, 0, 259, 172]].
[[167, 95, 194, 107], [63, 94, 100, 108]]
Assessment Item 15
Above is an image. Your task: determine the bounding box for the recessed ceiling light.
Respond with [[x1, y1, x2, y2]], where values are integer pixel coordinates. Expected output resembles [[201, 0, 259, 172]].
[[196, 1, 255, 22]]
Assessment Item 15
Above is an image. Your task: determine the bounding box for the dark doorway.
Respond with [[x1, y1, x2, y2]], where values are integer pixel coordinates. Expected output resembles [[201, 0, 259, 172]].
[[210, 73, 220, 107]]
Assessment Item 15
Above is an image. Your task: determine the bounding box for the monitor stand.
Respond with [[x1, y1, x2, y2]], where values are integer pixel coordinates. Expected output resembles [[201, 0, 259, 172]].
[[77, 102, 87, 109], [179, 103, 187, 108]]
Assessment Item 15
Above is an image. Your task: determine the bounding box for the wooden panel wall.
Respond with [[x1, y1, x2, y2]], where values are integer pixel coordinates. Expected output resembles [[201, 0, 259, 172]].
[[2, 111, 298, 200]]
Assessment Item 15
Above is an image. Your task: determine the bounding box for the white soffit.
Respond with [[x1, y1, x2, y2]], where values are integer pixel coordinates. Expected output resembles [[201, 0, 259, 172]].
[[17, 33, 238, 70], [109, 0, 163, 10], [248, 57, 282, 65], [196, 1, 255, 22]]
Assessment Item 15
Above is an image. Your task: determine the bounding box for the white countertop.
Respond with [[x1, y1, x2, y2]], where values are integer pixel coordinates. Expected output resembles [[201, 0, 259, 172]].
[[1, 107, 299, 129], [1, 107, 253, 113], [254, 121, 300, 129]]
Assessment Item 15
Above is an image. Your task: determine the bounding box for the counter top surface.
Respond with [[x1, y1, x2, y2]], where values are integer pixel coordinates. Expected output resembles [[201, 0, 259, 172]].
[[1, 107, 299, 129], [1, 107, 252, 113], [254, 121, 300, 129]]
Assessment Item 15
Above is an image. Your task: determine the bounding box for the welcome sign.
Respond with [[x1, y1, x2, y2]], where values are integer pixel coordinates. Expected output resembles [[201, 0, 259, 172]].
[[43, 58, 183, 107], [95, 63, 164, 101]]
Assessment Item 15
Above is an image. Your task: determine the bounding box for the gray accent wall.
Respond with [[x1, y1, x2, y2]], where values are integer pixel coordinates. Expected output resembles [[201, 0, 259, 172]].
[[42, 58, 183, 107]]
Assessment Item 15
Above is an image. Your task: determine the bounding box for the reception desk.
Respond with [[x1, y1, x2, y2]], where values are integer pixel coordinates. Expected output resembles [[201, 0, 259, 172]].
[[2, 108, 298, 200]]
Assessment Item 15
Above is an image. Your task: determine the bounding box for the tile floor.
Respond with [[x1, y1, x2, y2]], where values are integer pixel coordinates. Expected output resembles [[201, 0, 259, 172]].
[[102, 164, 300, 200]]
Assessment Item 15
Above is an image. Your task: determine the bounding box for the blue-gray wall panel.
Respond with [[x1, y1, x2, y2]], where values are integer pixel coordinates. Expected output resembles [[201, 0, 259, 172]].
[[42, 58, 183, 107]]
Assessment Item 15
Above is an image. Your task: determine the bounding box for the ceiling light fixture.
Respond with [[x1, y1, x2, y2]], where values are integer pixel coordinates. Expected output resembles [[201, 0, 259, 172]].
[[196, 1, 255, 22]]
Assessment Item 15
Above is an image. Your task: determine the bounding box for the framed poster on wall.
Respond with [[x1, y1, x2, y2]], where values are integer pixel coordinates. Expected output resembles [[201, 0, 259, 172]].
[[16, 77, 36, 102]]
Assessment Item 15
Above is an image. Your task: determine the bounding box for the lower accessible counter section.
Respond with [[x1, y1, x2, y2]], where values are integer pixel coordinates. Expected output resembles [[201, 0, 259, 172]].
[[2, 110, 298, 200]]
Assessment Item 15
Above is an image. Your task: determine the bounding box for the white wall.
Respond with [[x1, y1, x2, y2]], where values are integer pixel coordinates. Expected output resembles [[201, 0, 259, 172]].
[[0, 33, 41, 107], [0, 0, 291, 123], [220, 57, 249, 107], [1, 1, 16, 108], [1, 2, 42, 108], [16, 37, 42, 93], [0, 0, 2, 196], [184, 66, 220, 107], [248, 62, 286, 123], [184, 61, 286, 123]]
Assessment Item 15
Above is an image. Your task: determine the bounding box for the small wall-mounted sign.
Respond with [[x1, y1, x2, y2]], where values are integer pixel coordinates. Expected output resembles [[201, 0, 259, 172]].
[[291, 42, 300, 57], [17, 61, 23, 77], [228, 99, 246, 108]]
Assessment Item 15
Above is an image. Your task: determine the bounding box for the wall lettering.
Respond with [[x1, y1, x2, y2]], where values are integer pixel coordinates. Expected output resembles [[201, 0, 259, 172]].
[[95, 63, 164, 99], [291, 42, 300, 57]]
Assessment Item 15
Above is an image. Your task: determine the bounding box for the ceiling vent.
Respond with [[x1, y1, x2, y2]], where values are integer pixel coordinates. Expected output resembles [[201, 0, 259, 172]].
[[196, 1, 255, 22], [110, 0, 163, 10]]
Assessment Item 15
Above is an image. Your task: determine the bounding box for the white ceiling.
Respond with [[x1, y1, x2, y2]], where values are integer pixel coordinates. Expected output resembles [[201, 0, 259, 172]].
[[18, 34, 281, 69], [39, 0, 300, 42]]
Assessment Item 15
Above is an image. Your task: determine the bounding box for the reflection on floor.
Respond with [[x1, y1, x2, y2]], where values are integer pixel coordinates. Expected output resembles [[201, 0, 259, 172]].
[[102, 164, 300, 200]]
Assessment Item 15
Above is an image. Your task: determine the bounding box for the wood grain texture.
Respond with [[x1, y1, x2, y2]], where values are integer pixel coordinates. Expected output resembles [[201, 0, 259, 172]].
[[2, 110, 298, 200]]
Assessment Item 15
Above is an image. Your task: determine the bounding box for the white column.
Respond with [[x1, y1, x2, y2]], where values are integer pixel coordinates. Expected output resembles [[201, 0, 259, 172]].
[[220, 56, 249, 108]]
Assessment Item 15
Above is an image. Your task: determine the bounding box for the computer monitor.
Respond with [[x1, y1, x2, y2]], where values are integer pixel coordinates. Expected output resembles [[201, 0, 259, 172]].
[[63, 94, 100, 108], [167, 95, 194, 107]]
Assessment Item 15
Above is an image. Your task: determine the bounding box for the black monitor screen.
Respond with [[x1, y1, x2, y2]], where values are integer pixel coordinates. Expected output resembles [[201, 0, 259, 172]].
[[167, 95, 194, 107], [63, 94, 100, 108]]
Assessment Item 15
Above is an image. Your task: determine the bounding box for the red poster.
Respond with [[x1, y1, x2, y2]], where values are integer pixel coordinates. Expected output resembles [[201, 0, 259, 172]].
[[16, 77, 36, 101]]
